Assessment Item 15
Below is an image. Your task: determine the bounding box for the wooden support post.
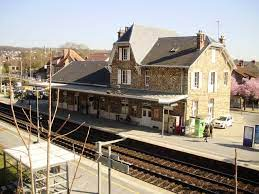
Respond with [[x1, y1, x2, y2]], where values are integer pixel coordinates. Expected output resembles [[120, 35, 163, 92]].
[[162, 106, 164, 137]]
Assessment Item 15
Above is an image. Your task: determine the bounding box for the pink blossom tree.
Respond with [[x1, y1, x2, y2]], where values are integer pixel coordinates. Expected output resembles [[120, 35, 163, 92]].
[[231, 76, 259, 110]]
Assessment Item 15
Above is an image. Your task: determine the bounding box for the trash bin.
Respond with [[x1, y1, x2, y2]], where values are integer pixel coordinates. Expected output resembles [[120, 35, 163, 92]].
[[195, 118, 205, 137]]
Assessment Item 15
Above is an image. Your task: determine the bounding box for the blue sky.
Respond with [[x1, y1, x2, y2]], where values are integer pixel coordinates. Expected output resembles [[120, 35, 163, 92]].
[[1, 0, 259, 60]]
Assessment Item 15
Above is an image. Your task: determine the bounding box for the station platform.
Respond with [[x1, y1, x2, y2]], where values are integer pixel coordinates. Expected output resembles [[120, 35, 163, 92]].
[[1, 96, 259, 172]]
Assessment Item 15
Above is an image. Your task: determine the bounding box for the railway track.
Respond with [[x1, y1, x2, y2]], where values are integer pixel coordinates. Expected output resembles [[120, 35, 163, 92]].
[[0, 103, 259, 193]]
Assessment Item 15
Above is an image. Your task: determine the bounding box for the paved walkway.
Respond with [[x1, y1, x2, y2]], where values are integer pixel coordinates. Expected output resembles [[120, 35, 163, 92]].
[[1, 96, 259, 171], [0, 120, 172, 194]]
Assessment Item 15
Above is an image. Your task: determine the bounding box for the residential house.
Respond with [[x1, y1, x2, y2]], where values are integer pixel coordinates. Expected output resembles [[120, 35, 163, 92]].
[[52, 24, 234, 134], [86, 51, 110, 61], [35, 49, 85, 80], [231, 59, 259, 108]]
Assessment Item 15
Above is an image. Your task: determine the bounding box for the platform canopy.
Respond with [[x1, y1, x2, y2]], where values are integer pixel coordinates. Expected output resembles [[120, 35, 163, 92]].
[[4, 142, 78, 172], [51, 83, 188, 104]]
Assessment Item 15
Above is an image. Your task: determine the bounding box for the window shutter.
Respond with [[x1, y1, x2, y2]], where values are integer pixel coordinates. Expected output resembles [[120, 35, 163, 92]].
[[199, 72, 202, 89], [208, 72, 211, 92], [215, 72, 218, 92], [191, 72, 195, 89], [127, 70, 131, 85], [127, 47, 130, 60], [117, 69, 121, 84], [119, 48, 122, 61]]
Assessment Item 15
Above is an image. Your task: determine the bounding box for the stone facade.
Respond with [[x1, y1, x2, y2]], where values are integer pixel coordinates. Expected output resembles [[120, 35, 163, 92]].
[[186, 47, 232, 122], [110, 46, 188, 94]]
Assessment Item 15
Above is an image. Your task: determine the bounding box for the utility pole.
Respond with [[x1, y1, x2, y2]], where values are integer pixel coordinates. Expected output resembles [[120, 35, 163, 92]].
[[30, 48, 32, 79], [108, 146, 111, 194], [36, 88, 40, 142], [235, 148, 238, 194], [216, 20, 220, 40]]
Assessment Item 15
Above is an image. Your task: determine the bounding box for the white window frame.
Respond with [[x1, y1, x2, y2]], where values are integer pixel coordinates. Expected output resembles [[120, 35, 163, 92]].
[[145, 70, 150, 87], [119, 47, 130, 61], [208, 71, 217, 92], [191, 71, 202, 90], [192, 101, 198, 117], [122, 70, 127, 84], [208, 98, 214, 118], [211, 49, 216, 63], [194, 72, 199, 88], [119, 69, 131, 85]]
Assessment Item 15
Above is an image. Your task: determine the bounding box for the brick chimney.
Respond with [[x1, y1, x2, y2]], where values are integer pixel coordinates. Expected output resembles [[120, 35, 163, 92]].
[[251, 60, 256, 65], [117, 28, 125, 39], [219, 35, 225, 46], [197, 30, 206, 50]]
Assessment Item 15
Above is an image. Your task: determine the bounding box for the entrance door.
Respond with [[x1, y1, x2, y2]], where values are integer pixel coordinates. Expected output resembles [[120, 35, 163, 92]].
[[74, 96, 79, 112], [142, 108, 152, 127]]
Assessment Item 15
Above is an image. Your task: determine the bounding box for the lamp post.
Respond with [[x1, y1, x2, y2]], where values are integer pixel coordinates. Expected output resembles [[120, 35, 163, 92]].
[[36, 88, 40, 142]]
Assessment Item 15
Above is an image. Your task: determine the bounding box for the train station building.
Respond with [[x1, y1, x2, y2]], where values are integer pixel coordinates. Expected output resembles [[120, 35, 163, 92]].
[[51, 24, 234, 135]]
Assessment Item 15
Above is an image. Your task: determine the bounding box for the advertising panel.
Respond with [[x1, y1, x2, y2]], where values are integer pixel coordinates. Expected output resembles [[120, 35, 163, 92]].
[[243, 126, 254, 147], [254, 125, 259, 144]]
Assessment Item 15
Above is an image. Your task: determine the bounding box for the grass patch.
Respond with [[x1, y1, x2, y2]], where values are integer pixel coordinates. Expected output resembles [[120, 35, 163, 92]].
[[0, 146, 18, 185]]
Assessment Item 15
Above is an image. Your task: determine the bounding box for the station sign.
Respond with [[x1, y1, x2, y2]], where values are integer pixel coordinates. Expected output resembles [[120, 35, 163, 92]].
[[243, 126, 255, 147]]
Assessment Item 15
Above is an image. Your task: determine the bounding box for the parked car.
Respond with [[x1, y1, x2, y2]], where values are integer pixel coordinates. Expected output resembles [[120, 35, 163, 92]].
[[213, 115, 233, 129]]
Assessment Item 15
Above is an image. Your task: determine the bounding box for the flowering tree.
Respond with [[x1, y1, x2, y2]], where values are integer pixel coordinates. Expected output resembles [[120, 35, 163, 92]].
[[231, 76, 259, 110]]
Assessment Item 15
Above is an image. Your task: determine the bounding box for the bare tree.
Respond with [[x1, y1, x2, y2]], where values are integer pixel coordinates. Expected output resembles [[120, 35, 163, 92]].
[[9, 78, 35, 194], [9, 49, 91, 194]]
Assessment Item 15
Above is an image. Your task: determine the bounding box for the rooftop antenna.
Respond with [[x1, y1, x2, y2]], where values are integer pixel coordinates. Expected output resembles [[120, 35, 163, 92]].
[[216, 20, 220, 40]]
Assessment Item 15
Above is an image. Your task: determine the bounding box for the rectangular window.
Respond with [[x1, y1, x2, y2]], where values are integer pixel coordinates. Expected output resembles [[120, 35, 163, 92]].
[[194, 72, 199, 88], [208, 98, 214, 118], [224, 72, 228, 85], [145, 70, 150, 87], [192, 101, 198, 117], [122, 70, 127, 84], [212, 49, 216, 63], [120, 69, 131, 85], [121, 99, 128, 114], [119, 47, 130, 61], [210, 72, 215, 85], [122, 48, 128, 60]]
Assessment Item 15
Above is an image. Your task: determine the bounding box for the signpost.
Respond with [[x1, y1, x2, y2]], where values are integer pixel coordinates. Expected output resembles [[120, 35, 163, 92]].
[[243, 126, 255, 147], [254, 125, 259, 144]]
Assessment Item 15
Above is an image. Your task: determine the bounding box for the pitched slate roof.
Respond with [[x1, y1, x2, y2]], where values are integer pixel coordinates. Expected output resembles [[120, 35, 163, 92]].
[[52, 61, 110, 86], [117, 24, 177, 65], [141, 36, 211, 67]]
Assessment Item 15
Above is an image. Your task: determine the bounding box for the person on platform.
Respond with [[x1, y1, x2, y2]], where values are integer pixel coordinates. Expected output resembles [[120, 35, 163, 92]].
[[203, 124, 210, 142], [209, 123, 214, 139]]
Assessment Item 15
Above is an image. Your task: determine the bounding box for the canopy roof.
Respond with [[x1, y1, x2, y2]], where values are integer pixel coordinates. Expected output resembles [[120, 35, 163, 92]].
[[4, 142, 78, 171], [52, 83, 187, 104]]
